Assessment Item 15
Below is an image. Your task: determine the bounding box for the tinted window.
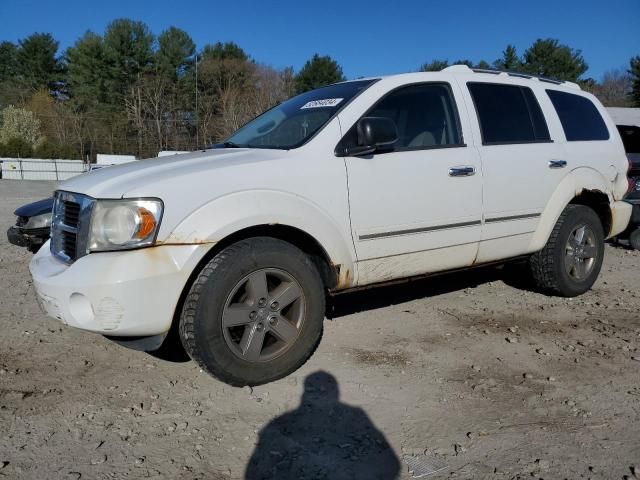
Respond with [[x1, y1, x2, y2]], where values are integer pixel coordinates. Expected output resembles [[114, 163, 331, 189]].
[[546, 90, 609, 141], [617, 125, 640, 154], [468, 83, 551, 144], [522, 88, 551, 142], [339, 83, 462, 153]]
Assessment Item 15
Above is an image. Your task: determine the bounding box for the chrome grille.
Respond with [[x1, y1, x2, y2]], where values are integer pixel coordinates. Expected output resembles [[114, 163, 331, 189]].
[[63, 200, 80, 227], [51, 191, 94, 264]]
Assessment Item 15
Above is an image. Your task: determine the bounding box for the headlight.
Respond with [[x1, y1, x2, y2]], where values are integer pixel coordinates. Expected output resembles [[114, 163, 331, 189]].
[[88, 199, 163, 252], [24, 212, 52, 229], [635, 178, 640, 192]]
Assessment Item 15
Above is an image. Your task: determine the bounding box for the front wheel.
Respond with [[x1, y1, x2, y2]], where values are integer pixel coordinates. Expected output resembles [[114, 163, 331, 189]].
[[529, 205, 605, 297], [179, 237, 325, 386]]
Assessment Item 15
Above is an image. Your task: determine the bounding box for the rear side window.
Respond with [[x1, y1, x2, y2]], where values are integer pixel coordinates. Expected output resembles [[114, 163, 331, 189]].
[[468, 83, 551, 145], [546, 90, 609, 141]]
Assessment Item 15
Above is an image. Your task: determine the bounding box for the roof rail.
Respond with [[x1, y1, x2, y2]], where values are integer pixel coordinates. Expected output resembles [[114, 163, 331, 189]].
[[441, 64, 473, 73], [442, 64, 581, 90]]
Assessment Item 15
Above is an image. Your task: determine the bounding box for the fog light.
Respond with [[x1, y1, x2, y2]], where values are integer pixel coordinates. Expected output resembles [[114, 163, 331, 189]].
[[69, 293, 95, 325]]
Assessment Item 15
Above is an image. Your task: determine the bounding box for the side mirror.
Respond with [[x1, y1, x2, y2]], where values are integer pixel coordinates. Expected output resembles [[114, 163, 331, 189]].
[[339, 117, 398, 156]]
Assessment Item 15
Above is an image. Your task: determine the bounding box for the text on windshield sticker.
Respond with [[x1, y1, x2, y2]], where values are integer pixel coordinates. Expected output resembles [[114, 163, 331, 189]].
[[300, 98, 344, 109]]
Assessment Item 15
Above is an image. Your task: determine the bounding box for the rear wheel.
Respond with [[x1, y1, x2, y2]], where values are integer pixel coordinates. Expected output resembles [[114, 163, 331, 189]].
[[529, 205, 604, 297], [179, 237, 325, 386]]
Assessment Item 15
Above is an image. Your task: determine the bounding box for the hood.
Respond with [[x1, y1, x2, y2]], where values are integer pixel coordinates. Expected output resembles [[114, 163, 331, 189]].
[[14, 197, 54, 217], [58, 148, 286, 199]]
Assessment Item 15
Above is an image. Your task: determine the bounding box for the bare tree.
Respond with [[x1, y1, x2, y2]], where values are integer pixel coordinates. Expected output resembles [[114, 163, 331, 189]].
[[125, 81, 145, 156], [590, 69, 633, 107]]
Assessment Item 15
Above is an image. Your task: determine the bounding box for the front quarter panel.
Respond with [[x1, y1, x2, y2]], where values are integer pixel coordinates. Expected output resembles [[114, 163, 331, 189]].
[[162, 189, 357, 284]]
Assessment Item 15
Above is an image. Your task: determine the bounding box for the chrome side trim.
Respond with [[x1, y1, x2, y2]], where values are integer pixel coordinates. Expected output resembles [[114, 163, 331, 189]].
[[358, 213, 541, 242], [485, 213, 540, 223], [359, 220, 481, 241]]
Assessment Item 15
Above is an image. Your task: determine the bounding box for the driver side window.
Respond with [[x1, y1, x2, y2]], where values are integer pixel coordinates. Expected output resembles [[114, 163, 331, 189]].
[[341, 83, 464, 153]]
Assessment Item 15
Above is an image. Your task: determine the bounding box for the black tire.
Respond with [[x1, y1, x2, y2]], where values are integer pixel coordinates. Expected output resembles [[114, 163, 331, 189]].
[[529, 205, 604, 297], [629, 228, 640, 251], [179, 237, 325, 386]]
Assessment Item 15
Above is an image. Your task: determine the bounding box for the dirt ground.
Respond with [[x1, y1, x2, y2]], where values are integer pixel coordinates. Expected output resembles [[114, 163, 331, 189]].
[[1, 179, 639, 480]]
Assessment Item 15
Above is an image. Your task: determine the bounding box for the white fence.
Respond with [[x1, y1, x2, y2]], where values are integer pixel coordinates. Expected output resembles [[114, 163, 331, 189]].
[[1, 158, 87, 181]]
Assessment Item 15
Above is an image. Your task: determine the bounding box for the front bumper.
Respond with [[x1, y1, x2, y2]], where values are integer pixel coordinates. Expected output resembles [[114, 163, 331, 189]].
[[30, 241, 211, 336], [7, 226, 49, 251]]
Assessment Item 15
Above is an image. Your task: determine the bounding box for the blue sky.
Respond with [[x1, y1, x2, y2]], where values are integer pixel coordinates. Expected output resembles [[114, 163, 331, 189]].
[[1, 0, 638, 80]]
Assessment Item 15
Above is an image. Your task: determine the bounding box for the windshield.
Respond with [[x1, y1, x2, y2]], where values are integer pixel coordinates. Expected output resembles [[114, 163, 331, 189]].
[[224, 80, 377, 149]]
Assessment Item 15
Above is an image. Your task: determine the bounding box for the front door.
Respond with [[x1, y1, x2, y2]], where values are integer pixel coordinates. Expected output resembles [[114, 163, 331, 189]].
[[341, 82, 483, 285]]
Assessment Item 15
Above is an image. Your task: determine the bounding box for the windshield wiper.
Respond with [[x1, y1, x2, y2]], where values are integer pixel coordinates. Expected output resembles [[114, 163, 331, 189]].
[[211, 141, 245, 149]]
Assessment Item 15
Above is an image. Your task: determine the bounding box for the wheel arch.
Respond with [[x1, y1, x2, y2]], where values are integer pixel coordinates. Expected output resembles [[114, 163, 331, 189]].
[[530, 167, 615, 252], [162, 223, 345, 354]]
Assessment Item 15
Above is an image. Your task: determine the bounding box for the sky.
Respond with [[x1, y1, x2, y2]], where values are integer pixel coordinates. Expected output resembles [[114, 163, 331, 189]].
[[0, 0, 638, 81]]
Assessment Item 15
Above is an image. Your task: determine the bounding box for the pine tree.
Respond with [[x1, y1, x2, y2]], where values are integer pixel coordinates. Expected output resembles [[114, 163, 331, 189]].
[[295, 54, 345, 93], [493, 45, 521, 71], [521, 39, 587, 81]]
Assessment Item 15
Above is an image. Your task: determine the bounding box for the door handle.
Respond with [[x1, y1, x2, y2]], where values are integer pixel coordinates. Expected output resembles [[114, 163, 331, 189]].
[[549, 160, 567, 169], [448, 166, 476, 177]]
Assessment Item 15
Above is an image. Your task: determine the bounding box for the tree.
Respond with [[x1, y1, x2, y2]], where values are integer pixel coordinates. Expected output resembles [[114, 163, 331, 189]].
[[157, 27, 195, 79], [201, 42, 248, 62], [0, 41, 21, 107], [0, 41, 18, 82], [588, 69, 632, 107], [420, 60, 449, 72], [419, 59, 488, 72], [66, 31, 110, 106], [250, 64, 297, 117], [103, 19, 154, 100], [295, 54, 345, 93], [27, 89, 60, 141], [34, 140, 80, 159], [521, 38, 587, 82], [452, 59, 473, 67], [0, 137, 33, 158], [493, 44, 521, 71], [15, 33, 63, 91], [196, 52, 255, 142], [630, 56, 640, 107], [0, 105, 44, 147]]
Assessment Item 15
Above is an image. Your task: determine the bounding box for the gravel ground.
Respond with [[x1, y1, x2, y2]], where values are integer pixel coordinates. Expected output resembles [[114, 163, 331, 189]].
[[1, 179, 639, 480]]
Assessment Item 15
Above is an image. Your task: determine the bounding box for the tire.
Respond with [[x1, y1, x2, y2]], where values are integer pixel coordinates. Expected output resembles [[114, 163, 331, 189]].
[[630, 228, 640, 251], [179, 237, 325, 386], [529, 205, 604, 297]]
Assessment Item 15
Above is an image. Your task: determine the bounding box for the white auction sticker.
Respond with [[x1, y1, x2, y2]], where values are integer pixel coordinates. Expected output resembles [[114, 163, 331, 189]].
[[300, 98, 344, 109]]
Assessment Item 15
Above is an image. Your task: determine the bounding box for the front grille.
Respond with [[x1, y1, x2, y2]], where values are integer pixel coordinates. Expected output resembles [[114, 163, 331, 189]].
[[63, 200, 80, 228], [51, 191, 94, 264], [61, 228, 78, 259]]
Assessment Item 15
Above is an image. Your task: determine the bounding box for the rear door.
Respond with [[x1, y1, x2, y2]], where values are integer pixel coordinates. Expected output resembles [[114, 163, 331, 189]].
[[459, 80, 567, 262]]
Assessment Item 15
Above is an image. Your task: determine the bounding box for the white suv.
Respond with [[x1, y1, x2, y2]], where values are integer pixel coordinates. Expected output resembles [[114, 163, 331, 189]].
[[30, 65, 632, 386]]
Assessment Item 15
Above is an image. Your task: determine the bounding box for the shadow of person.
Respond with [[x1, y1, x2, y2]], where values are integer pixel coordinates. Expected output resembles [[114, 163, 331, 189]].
[[245, 371, 401, 479]]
